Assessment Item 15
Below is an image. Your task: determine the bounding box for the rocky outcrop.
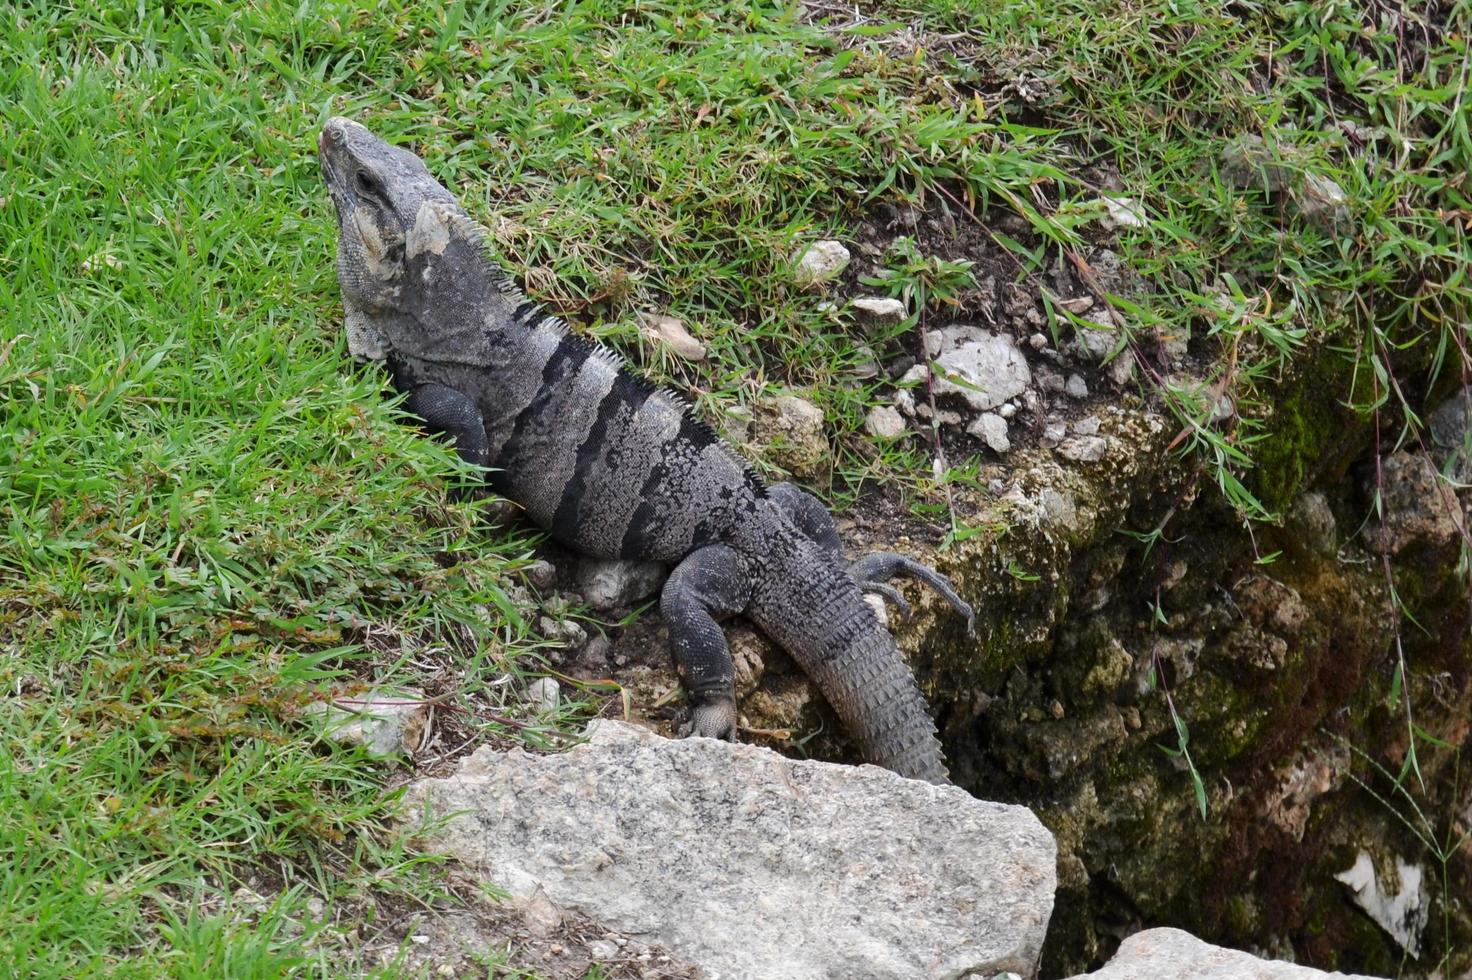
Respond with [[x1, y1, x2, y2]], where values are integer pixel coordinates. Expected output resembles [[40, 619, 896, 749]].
[[401, 720, 1056, 980], [1068, 928, 1380, 979]]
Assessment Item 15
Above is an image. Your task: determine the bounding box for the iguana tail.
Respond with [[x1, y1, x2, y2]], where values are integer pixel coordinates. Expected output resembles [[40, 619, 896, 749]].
[[734, 515, 950, 784]]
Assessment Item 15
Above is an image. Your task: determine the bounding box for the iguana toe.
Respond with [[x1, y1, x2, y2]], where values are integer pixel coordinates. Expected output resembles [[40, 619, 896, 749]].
[[860, 581, 912, 620], [678, 695, 738, 741]]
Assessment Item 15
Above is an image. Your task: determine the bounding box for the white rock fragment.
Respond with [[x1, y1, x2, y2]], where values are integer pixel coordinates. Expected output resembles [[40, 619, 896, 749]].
[[967, 413, 1011, 454], [850, 296, 908, 331], [527, 677, 560, 713], [998, 402, 1018, 420], [1335, 851, 1428, 956], [576, 557, 667, 610], [521, 559, 557, 590], [587, 939, 621, 961], [1107, 348, 1137, 385], [1038, 489, 1081, 535], [865, 405, 908, 441], [1099, 194, 1148, 229], [903, 331, 1032, 412], [792, 240, 850, 289], [402, 721, 1057, 980], [1028, 332, 1049, 351], [1297, 173, 1351, 231], [1064, 374, 1088, 400], [913, 402, 963, 426], [538, 615, 587, 649], [1041, 422, 1068, 447], [1058, 436, 1109, 463], [80, 251, 123, 274], [307, 689, 429, 759], [1074, 323, 1118, 361], [846, 344, 881, 380], [1072, 416, 1101, 436], [863, 592, 889, 628], [638, 312, 706, 361]]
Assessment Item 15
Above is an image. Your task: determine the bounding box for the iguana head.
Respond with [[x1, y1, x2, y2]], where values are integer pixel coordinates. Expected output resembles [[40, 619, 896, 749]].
[[319, 116, 458, 360], [320, 116, 525, 367]]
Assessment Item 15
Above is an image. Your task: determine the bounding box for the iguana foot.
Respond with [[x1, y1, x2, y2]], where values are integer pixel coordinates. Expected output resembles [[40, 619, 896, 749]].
[[677, 694, 738, 740], [849, 552, 975, 633], [663, 544, 750, 741]]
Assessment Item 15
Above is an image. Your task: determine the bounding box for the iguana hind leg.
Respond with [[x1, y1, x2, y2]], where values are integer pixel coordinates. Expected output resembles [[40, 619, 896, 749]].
[[662, 544, 751, 740], [770, 483, 973, 630], [849, 552, 975, 632], [767, 482, 843, 556]]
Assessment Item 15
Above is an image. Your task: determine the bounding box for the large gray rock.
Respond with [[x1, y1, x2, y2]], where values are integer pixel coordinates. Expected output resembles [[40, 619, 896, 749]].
[[1067, 928, 1382, 979], [402, 721, 1056, 980]]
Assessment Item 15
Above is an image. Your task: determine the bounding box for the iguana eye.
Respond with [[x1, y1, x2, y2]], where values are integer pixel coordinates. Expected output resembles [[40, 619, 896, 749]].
[[355, 169, 383, 199]]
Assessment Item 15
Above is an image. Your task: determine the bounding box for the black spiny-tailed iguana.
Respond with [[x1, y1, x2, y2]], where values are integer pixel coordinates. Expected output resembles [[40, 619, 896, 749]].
[[318, 116, 973, 783]]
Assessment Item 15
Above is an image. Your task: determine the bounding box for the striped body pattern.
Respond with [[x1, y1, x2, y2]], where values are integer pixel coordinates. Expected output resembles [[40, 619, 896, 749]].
[[321, 116, 968, 783]]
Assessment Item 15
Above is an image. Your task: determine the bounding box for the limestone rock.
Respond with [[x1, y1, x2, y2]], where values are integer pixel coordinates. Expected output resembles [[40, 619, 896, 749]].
[[850, 295, 908, 332], [576, 557, 667, 611], [1221, 134, 1295, 192], [1334, 851, 1428, 957], [538, 615, 587, 649], [1429, 385, 1472, 483], [1074, 323, 1118, 361], [1296, 173, 1351, 232], [1429, 385, 1471, 451], [753, 394, 829, 477], [1058, 436, 1109, 463], [967, 412, 1011, 454], [792, 240, 850, 289], [865, 404, 908, 441], [526, 677, 560, 713], [307, 689, 429, 759], [402, 721, 1056, 980], [1286, 491, 1338, 558], [1067, 927, 1381, 979], [638, 311, 706, 361], [1362, 451, 1459, 554], [1099, 195, 1147, 229], [902, 330, 1031, 412]]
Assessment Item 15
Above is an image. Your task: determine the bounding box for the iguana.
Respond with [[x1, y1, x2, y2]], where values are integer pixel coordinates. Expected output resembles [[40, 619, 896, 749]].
[[318, 116, 974, 783]]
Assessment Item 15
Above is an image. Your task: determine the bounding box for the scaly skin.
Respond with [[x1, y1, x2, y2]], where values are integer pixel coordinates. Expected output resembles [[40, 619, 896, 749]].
[[318, 116, 972, 783]]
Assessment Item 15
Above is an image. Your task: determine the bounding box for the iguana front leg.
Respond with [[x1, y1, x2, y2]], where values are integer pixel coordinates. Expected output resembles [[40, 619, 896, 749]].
[[769, 483, 973, 628], [388, 358, 490, 496], [662, 544, 751, 740]]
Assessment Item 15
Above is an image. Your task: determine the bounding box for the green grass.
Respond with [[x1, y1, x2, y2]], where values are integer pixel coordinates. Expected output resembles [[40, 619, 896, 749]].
[[1, 0, 1468, 973]]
